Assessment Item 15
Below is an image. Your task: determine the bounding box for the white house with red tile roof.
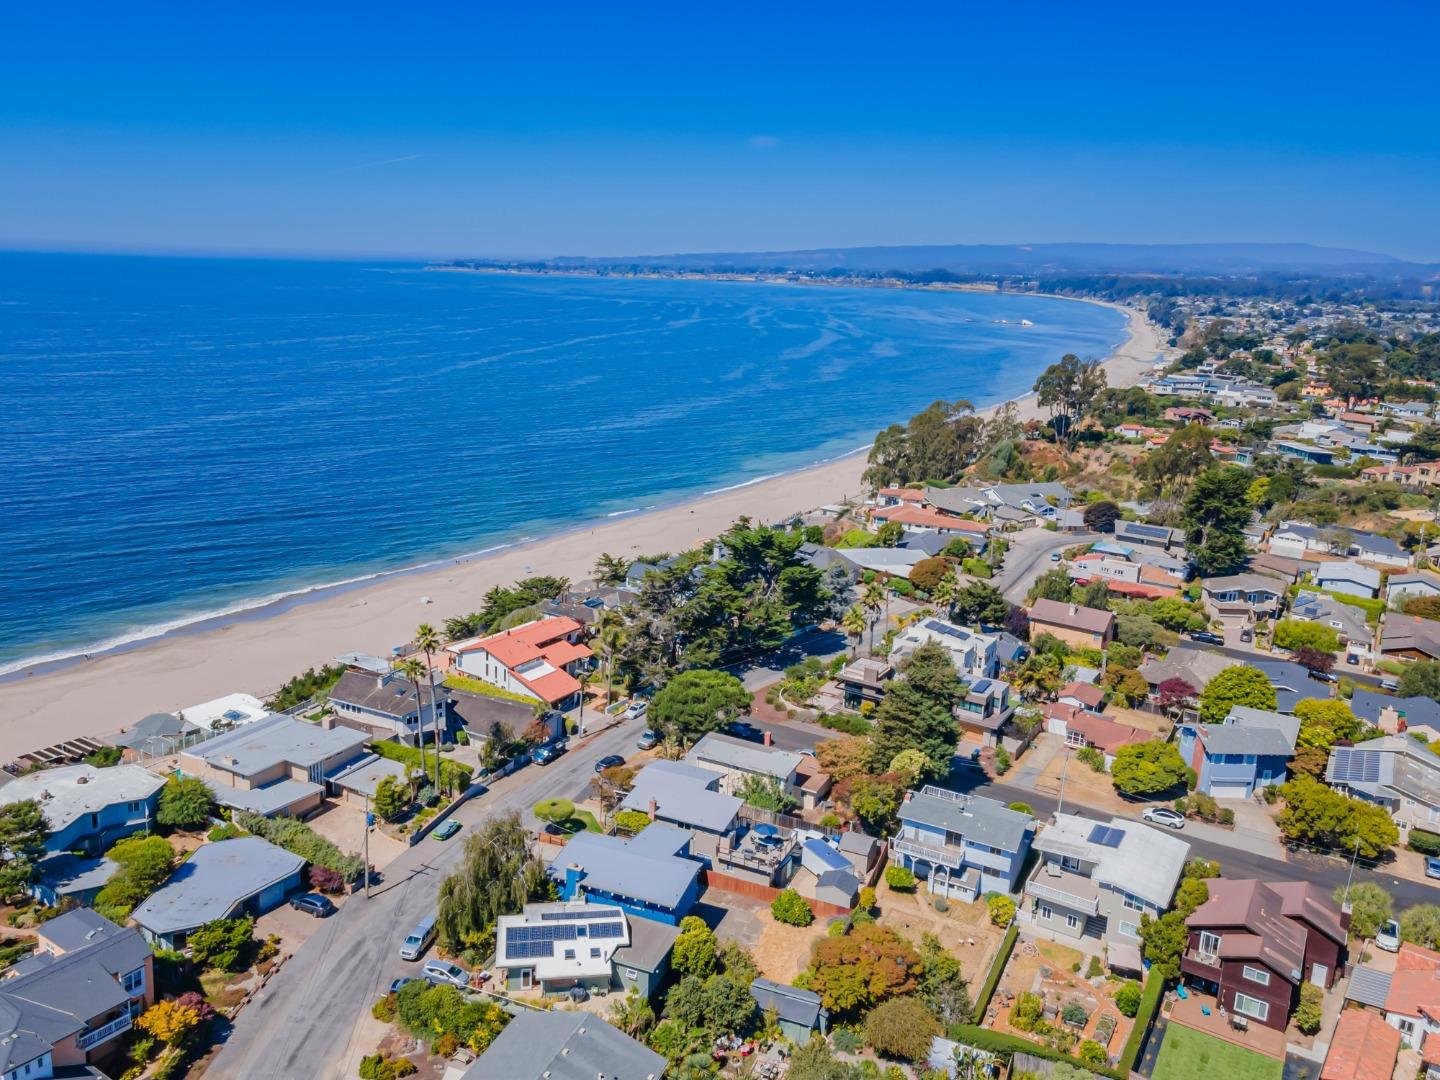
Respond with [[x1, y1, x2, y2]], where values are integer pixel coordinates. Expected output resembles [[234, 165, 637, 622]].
[[874, 487, 925, 507], [868, 503, 991, 538], [1382, 942, 1440, 1065], [447, 616, 592, 709]]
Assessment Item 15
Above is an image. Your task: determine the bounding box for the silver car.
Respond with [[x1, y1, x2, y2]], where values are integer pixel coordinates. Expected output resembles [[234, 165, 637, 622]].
[[422, 960, 470, 989]]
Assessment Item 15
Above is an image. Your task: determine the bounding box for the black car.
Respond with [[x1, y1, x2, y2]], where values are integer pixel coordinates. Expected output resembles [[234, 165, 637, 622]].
[[594, 754, 626, 773], [724, 721, 765, 743], [1188, 630, 1225, 646], [289, 893, 335, 918]]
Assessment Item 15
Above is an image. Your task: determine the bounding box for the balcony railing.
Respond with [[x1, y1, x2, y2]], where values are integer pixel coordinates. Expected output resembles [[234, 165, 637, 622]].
[[1185, 950, 1221, 969], [77, 1013, 133, 1050], [889, 836, 963, 870], [1025, 879, 1100, 916]]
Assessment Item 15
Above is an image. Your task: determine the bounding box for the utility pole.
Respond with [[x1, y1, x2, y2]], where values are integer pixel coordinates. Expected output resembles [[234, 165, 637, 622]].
[[1056, 747, 1071, 818], [1340, 831, 1361, 911], [363, 793, 373, 899]]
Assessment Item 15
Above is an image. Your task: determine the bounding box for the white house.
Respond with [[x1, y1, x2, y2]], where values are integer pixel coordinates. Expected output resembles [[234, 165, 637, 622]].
[[889, 618, 999, 681], [447, 616, 593, 710], [1313, 561, 1383, 599]]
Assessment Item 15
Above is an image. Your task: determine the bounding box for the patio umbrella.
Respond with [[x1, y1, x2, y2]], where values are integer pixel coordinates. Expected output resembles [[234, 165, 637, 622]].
[[751, 823, 780, 838]]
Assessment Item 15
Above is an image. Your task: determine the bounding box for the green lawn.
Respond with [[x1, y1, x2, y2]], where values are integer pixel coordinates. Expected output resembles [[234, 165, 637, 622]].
[[550, 810, 603, 836], [1152, 1024, 1282, 1080]]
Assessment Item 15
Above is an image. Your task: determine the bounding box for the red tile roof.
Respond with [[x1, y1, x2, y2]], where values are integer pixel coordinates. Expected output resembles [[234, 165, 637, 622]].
[[1386, 943, 1440, 1020], [1320, 1009, 1401, 1080], [451, 616, 592, 705], [877, 487, 925, 502], [1058, 682, 1106, 709], [871, 504, 990, 534]]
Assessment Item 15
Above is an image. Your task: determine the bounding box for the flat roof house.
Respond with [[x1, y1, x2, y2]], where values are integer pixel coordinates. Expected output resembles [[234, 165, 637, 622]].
[[0, 909, 155, 1076], [889, 785, 1034, 902], [131, 837, 305, 950], [447, 616, 593, 710], [889, 618, 1000, 681], [1177, 706, 1299, 800], [0, 763, 165, 855], [552, 825, 702, 927], [179, 713, 370, 818], [462, 1011, 666, 1080], [956, 678, 1014, 747], [178, 692, 270, 732], [1113, 520, 1185, 552], [835, 656, 893, 710], [1025, 813, 1189, 951], [685, 733, 802, 799], [1027, 599, 1115, 650], [328, 668, 451, 744], [493, 901, 679, 1001], [1182, 879, 1348, 1032]]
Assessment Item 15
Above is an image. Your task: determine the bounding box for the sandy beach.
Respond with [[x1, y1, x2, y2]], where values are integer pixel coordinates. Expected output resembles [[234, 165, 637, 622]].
[[0, 300, 1170, 760]]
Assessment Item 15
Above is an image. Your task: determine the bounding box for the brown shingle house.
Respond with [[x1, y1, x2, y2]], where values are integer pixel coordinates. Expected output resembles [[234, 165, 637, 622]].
[[1027, 599, 1115, 650]]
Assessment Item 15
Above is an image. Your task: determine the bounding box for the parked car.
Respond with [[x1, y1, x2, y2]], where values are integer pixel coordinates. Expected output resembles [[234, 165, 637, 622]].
[[724, 721, 765, 743], [623, 699, 649, 720], [1050, 552, 1062, 562], [1346, 653, 1360, 665], [433, 819, 462, 841], [423, 960, 471, 989], [636, 730, 659, 750], [289, 893, 335, 918], [390, 977, 416, 995], [1239, 628, 1253, 643], [531, 743, 565, 766], [1381, 676, 1401, 692], [1142, 807, 1186, 830], [1308, 669, 1338, 683], [1188, 630, 1225, 646], [594, 754, 626, 773], [1427, 856, 1440, 881], [1376, 919, 1402, 953], [400, 915, 437, 961]]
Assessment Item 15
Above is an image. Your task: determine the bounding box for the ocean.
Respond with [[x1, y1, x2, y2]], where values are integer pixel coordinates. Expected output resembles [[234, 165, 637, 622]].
[[0, 252, 1128, 673]]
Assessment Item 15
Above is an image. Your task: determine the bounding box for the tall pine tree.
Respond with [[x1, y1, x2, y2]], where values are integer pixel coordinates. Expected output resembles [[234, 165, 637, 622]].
[[868, 642, 962, 779], [1182, 465, 1252, 576]]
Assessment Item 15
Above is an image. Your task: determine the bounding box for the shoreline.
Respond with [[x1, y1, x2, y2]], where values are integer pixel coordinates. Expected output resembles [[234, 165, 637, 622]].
[[0, 298, 1170, 760]]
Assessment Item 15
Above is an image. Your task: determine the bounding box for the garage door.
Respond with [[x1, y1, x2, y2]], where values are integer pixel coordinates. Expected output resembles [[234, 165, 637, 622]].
[[1210, 784, 1250, 800]]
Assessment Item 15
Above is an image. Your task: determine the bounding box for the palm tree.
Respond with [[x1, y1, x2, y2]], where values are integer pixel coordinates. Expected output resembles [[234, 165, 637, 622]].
[[840, 605, 866, 658], [395, 657, 428, 750], [861, 581, 886, 654], [595, 619, 628, 712], [931, 570, 959, 620], [415, 623, 444, 792]]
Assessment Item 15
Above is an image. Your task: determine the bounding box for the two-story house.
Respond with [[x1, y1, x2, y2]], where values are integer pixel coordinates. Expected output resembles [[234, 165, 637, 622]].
[[889, 618, 1000, 680], [1025, 813, 1189, 950], [955, 678, 1014, 747], [1375, 942, 1440, 1068], [492, 900, 678, 1002], [0, 764, 165, 856], [1326, 734, 1440, 837], [0, 909, 155, 1078], [1177, 706, 1300, 800], [1182, 879, 1348, 1031], [888, 785, 1035, 902], [685, 733, 802, 800], [619, 760, 742, 867], [1026, 599, 1115, 651], [328, 668, 452, 744], [1200, 574, 1283, 626], [446, 616, 593, 710]]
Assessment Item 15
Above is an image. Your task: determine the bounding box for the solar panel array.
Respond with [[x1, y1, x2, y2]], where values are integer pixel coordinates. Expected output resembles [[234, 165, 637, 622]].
[[1088, 824, 1125, 848], [923, 620, 968, 639], [1124, 523, 1171, 540], [539, 908, 622, 922], [1329, 748, 1382, 784], [504, 917, 625, 959]]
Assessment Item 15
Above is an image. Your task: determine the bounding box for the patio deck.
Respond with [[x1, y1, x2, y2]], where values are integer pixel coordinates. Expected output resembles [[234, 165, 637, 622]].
[[1168, 992, 1287, 1061]]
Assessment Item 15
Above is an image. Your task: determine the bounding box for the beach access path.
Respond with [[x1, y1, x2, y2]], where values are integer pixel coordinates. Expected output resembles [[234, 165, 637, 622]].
[[0, 303, 1171, 761]]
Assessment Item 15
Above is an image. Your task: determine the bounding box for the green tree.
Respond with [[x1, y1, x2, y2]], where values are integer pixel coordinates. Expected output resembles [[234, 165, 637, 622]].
[[864, 996, 940, 1062], [1033, 354, 1107, 449], [1076, 579, 1111, 612], [1334, 882, 1391, 941], [94, 834, 176, 920], [0, 800, 48, 896], [1150, 597, 1200, 632], [868, 642, 961, 777], [876, 521, 905, 548], [1028, 568, 1074, 604], [1276, 775, 1399, 858], [671, 915, 718, 979], [592, 552, 630, 585], [1114, 980, 1143, 1017], [1139, 911, 1189, 979], [1137, 423, 1214, 500], [1198, 666, 1276, 724], [1400, 904, 1440, 949], [1273, 619, 1340, 653], [1110, 740, 1189, 797], [737, 774, 798, 814], [156, 775, 215, 830], [1399, 661, 1440, 700], [1182, 466, 1253, 576], [1293, 698, 1364, 751], [918, 932, 973, 1029], [1083, 501, 1121, 533], [772, 889, 814, 926], [841, 605, 867, 658], [188, 916, 255, 972], [649, 669, 750, 745], [953, 581, 1009, 626], [373, 774, 410, 822], [435, 812, 551, 955]]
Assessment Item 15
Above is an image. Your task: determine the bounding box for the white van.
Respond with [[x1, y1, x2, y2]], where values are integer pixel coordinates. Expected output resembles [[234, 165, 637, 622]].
[[400, 915, 437, 961]]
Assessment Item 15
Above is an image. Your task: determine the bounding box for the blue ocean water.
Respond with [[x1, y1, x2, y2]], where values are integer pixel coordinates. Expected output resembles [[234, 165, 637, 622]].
[[0, 252, 1127, 672]]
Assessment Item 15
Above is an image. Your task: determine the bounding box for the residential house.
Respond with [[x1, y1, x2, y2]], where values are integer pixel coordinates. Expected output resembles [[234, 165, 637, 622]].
[[875, 486, 926, 508], [890, 618, 999, 680], [1349, 690, 1440, 735], [751, 979, 827, 1044], [1379, 615, 1440, 662], [1376, 943, 1440, 1070], [1056, 682, 1105, 713], [131, 837, 305, 950], [835, 657, 892, 710], [1164, 406, 1215, 425], [1386, 571, 1440, 607], [982, 482, 1074, 516], [1027, 599, 1116, 650], [619, 760, 742, 866], [177, 692, 270, 732], [1113, 520, 1185, 552], [493, 901, 678, 1000], [1200, 573, 1283, 625], [1139, 646, 1240, 702], [1320, 1009, 1402, 1080], [869, 503, 992, 540], [0, 909, 155, 1077], [552, 825, 703, 926], [1182, 879, 1348, 1031], [888, 785, 1035, 901], [833, 547, 931, 579], [31, 852, 118, 908], [447, 616, 593, 710], [685, 733, 802, 800], [993, 631, 1030, 668], [1271, 522, 1409, 568], [325, 754, 411, 808], [1326, 734, 1440, 836], [461, 1011, 666, 1080], [1289, 590, 1371, 652], [1025, 813, 1189, 951], [328, 668, 451, 743], [178, 713, 370, 818], [1271, 441, 1336, 466], [1177, 706, 1299, 800], [796, 838, 864, 908], [1045, 706, 1148, 768], [1250, 657, 1330, 713], [0, 764, 165, 855], [1250, 553, 1313, 584], [111, 712, 202, 762], [956, 678, 1015, 747], [1313, 562, 1382, 600]]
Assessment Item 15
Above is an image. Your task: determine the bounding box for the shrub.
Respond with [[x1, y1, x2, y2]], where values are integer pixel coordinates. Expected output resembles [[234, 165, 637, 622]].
[[235, 811, 365, 879], [974, 922, 1019, 1016], [864, 996, 940, 1061], [136, 999, 201, 1047], [372, 995, 397, 1022], [1086, 956, 1103, 979], [933, 895, 948, 913], [1114, 980, 1142, 1017], [532, 798, 574, 825], [771, 889, 814, 927], [1116, 973, 1164, 1074], [370, 740, 472, 794], [207, 822, 244, 842], [1078, 1039, 1109, 1067], [613, 809, 651, 834], [188, 916, 254, 973], [1409, 829, 1440, 856], [832, 1026, 863, 1053], [358, 1054, 417, 1080], [1008, 801, 1034, 815], [820, 712, 872, 735], [858, 886, 876, 912], [1076, 746, 1106, 773], [1061, 1002, 1089, 1026], [884, 864, 916, 891], [994, 747, 1011, 775], [309, 865, 345, 895], [1294, 982, 1323, 1035], [986, 894, 1015, 927], [1011, 992, 1044, 1032], [156, 776, 215, 830]]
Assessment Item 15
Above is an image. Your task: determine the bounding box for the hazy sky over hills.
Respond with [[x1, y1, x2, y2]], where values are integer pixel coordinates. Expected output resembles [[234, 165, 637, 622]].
[[3, 2, 1438, 260]]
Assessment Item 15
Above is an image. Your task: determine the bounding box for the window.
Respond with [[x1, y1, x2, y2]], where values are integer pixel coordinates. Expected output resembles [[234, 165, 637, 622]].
[[1397, 1018, 1416, 1037], [1118, 921, 1139, 939], [624, 968, 638, 981], [1242, 965, 1270, 986], [1065, 913, 1079, 930], [1197, 931, 1221, 959], [563, 949, 575, 959], [1039, 903, 1053, 920], [1061, 856, 1082, 873], [590, 947, 601, 958], [1232, 993, 1269, 1022], [1122, 892, 1145, 913], [122, 967, 144, 993]]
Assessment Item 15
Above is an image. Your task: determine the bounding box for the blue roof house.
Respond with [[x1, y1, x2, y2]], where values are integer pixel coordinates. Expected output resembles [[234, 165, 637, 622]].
[[553, 825, 702, 926], [888, 785, 1034, 902], [1177, 706, 1299, 800]]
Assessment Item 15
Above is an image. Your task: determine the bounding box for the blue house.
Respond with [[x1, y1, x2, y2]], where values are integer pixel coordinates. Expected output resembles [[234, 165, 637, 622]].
[[0, 763, 166, 856], [553, 825, 702, 926], [888, 785, 1034, 901], [1177, 706, 1299, 800]]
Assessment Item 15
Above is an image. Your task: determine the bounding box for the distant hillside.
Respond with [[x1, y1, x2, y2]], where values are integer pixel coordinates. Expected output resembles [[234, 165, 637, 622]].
[[543, 242, 1412, 276]]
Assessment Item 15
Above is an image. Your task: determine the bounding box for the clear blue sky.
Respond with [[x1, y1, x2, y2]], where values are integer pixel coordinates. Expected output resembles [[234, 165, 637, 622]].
[[3, 2, 1438, 261]]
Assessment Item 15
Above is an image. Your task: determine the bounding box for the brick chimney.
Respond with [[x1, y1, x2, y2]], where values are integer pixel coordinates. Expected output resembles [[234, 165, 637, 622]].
[[647, 799, 658, 821]]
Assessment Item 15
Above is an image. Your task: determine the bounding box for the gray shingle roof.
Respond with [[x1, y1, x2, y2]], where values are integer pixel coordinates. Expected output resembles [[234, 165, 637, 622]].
[[0, 764, 165, 835], [204, 777, 323, 816], [899, 786, 1032, 853], [330, 669, 446, 719], [610, 916, 680, 974], [34, 853, 118, 899], [1350, 690, 1440, 730], [463, 1010, 665, 1079], [620, 760, 740, 834], [751, 978, 825, 1029], [553, 828, 700, 912], [687, 733, 801, 781], [131, 837, 304, 936]]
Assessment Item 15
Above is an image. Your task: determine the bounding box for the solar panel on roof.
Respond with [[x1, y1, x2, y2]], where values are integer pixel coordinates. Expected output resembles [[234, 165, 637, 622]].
[[923, 620, 968, 639], [1088, 824, 1125, 848], [1330, 749, 1382, 784], [540, 909, 621, 922], [588, 921, 624, 939]]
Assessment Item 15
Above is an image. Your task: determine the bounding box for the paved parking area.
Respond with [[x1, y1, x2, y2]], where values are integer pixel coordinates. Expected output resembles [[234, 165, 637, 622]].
[[305, 800, 408, 870], [256, 894, 346, 957], [696, 890, 764, 950]]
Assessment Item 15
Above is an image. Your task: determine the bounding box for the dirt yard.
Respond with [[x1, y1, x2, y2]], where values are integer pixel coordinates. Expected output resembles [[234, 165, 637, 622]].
[[751, 908, 830, 983], [874, 880, 1004, 994], [988, 937, 1137, 1062], [1034, 749, 1132, 812], [305, 800, 407, 868]]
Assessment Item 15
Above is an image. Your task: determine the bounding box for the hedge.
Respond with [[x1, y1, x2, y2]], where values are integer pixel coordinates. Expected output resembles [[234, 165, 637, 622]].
[[973, 921, 1019, 1017], [1116, 970, 1166, 1075], [443, 674, 536, 708], [945, 1025, 1121, 1080], [818, 713, 871, 736], [370, 740, 473, 792], [235, 812, 366, 880], [1409, 828, 1440, 856]]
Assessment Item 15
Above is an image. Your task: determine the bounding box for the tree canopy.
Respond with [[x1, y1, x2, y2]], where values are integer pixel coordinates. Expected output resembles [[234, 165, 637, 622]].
[[436, 812, 551, 956], [1182, 466, 1252, 576], [1198, 666, 1276, 724], [1033, 354, 1107, 448], [805, 924, 922, 1017], [864, 399, 984, 488], [1110, 740, 1190, 797], [649, 669, 751, 745], [0, 801, 48, 896], [156, 775, 215, 830], [868, 642, 962, 777]]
